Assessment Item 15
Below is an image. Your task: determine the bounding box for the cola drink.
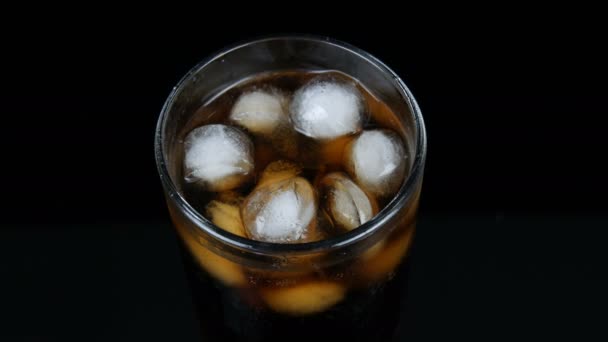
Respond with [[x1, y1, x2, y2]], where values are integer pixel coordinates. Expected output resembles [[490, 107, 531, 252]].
[[156, 37, 426, 342]]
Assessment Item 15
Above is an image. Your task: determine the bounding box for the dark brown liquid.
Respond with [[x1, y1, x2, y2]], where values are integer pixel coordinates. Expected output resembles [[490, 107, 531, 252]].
[[171, 70, 417, 341], [179, 240, 413, 342]]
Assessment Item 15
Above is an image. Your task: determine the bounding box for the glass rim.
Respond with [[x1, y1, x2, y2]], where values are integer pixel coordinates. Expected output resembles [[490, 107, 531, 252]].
[[154, 35, 427, 256]]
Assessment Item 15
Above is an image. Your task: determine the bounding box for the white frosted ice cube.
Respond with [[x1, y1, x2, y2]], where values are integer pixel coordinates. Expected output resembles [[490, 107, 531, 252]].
[[242, 177, 317, 243], [290, 80, 363, 140], [345, 129, 407, 197], [229, 90, 288, 135], [183, 124, 254, 191]]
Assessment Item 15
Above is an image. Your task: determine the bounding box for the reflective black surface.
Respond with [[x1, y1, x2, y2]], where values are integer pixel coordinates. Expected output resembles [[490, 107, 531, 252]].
[[3, 216, 607, 340]]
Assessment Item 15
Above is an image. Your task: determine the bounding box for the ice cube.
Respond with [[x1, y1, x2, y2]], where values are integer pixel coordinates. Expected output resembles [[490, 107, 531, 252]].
[[215, 191, 245, 206], [177, 198, 249, 287], [290, 80, 364, 140], [242, 177, 317, 243], [229, 89, 288, 135], [174, 221, 246, 287], [357, 226, 414, 283], [205, 200, 246, 237], [260, 280, 345, 315], [344, 129, 407, 197], [319, 172, 377, 232], [256, 160, 301, 189], [183, 124, 254, 192]]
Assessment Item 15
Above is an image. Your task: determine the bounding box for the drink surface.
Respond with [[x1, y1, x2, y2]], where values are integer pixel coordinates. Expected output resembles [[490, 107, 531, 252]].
[[169, 70, 418, 341], [178, 70, 411, 239]]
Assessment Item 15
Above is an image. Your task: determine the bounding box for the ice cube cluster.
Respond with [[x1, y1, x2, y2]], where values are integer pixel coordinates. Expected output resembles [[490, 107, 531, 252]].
[[183, 77, 408, 244]]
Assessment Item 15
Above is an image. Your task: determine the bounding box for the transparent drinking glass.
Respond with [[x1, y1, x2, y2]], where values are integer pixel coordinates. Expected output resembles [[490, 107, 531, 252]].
[[155, 36, 427, 342]]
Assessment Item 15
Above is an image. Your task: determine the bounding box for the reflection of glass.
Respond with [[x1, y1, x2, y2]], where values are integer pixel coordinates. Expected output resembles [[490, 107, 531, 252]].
[[155, 36, 427, 341]]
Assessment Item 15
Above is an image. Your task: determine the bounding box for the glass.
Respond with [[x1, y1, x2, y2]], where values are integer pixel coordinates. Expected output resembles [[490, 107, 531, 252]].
[[155, 36, 427, 341]]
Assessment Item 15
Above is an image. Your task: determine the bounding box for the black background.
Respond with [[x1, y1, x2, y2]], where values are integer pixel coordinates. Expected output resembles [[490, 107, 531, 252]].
[[2, 14, 607, 340]]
